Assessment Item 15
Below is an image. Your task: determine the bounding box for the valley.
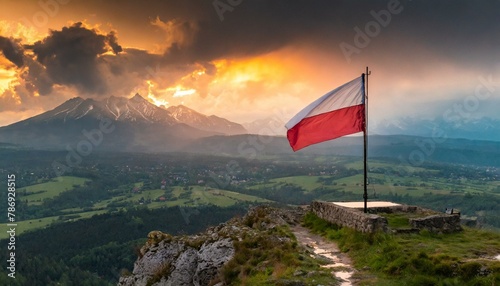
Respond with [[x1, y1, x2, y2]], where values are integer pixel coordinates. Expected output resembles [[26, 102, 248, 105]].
[[2, 146, 499, 240], [1, 1, 498, 284], [1, 135, 499, 285]]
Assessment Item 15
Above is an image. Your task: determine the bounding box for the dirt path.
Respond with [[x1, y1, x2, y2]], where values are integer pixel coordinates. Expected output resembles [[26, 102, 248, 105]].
[[292, 225, 356, 286]]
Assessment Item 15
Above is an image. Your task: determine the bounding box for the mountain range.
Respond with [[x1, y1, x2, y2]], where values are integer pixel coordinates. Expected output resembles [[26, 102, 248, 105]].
[[242, 117, 286, 136], [372, 116, 500, 142], [184, 134, 500, 167], [0, 94, 246, 152], [1, 93, 499, 163]]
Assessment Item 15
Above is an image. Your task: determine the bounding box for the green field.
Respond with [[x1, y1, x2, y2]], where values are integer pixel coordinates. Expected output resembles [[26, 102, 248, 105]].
[[7, 184, 270, 237], [9, 157, 499, 240], [95, 185, 270, 210], [345, 160, 436, 173], [193, 187, 271, 206], [248, 175, 328, 192], [271, 176, 326, 192], [332, 174, 454, 197], [18, 176, 91, 205], [0, 209, 108, 239], [246, 165, 500, 199]]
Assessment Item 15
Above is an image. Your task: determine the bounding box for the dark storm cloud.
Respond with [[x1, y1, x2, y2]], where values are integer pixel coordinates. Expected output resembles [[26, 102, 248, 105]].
[[23, 57, 54, 96], [78, 0, 377, 63], [106, 31, 123, 54], [378, 0, 500, 67], [101, 0, 498, 69], [31, 22, 122, 95], [12, 0, 500, 98], [221, 0, 495, 67], [0, 36, 24, 67], [160, 0, 359, 62]]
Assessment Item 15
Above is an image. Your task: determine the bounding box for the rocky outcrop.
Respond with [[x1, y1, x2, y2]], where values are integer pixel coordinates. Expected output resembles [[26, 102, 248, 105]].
[[118, 206, 305, 286], [119, 230, 236, 286]]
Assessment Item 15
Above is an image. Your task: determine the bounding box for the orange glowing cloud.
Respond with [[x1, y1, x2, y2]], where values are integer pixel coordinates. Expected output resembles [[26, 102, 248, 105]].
[[0, 20, 43, 44], [139, 47, 349, 123], [0, 69, 16, 94]]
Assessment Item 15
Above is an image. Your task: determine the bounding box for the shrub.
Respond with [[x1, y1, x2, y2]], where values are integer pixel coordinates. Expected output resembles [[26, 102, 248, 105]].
[[407, 275, 438, 286], [434, 262, 455, 277], [460, 262, 482, 280]]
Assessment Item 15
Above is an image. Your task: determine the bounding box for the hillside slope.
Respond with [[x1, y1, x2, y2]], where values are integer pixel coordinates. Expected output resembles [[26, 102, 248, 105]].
[[119, 206, 348, 286], [120, 206, 500, 285]]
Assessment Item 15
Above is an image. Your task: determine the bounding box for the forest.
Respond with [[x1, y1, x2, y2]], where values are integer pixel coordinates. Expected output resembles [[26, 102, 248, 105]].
[[0, 146, 499, 284]]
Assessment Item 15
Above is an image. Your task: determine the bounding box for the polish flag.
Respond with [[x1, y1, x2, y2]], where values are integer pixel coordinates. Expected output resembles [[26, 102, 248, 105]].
[[286, 75, 365, 151]]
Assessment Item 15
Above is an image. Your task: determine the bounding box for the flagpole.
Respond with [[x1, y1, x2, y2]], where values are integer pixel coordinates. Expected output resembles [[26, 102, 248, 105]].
[[363, 67, 370, 213]]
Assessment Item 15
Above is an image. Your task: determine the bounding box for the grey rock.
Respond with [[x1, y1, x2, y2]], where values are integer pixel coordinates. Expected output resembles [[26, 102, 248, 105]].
[[118, 234, 235, 286], [166, 247, 198, 285], [194, 238, 234, 286], [293, 269, 306, 276], [118, 206, 307, 286]]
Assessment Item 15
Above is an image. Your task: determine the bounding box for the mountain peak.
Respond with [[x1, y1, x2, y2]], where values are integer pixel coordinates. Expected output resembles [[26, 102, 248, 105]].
[[166, 105, 246, 135], [67, 97, 85, 103], [2, 94, 246, 138], [131, 93, 146, 102], [167, 104, 196, 113]]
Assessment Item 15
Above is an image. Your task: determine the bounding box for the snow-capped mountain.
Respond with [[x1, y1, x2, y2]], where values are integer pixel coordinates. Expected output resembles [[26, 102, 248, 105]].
[[17, 93, 245, 133], [103, 94, 177, 124], [0, 94, 246, 151], [29, 94, 177, 125], [167, 105, 246, 135]]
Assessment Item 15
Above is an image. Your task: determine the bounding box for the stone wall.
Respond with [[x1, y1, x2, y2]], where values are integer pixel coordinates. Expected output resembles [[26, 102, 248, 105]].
[[410, 214, 462, 233], [364, 205, 433, 215], [311, 201, 462, 234], [311, 201, 388, 233]]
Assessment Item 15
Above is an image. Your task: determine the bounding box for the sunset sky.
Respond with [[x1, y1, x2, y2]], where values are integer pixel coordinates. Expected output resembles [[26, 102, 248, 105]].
[[0, 0, 498, 128]]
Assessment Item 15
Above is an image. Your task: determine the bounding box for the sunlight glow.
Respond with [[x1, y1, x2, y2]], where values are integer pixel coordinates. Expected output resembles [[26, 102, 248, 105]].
[[212, 57, 288, 87], [0, 20, 42, 43], [172, 86, 196, 97], [0, 69, 17, 94], [146, 80, 169, 107]]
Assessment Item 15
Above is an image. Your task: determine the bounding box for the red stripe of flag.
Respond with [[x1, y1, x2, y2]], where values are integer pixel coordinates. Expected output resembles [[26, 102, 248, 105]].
[[287, 104, 365, 151], [285, 75, 365, 151]]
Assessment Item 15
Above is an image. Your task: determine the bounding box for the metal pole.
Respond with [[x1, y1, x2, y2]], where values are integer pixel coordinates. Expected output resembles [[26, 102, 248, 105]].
[[363, 67, 370, 213]]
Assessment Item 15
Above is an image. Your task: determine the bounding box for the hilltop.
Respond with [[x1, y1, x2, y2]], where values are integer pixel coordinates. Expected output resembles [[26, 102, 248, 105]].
[[118, 205, 500, 285], [119, 206, 355, 286]]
